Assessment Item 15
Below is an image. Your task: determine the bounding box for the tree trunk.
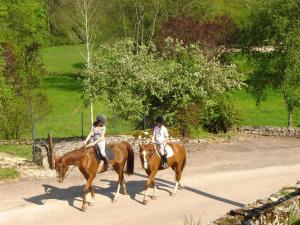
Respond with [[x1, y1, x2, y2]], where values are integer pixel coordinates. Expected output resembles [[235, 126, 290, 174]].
[[288, 110, 292, 130]]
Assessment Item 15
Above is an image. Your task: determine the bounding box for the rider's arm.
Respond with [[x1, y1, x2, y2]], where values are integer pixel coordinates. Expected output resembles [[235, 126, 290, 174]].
[[151, 128, 156, 143], [83, 130, 93, 145], [88, 127, 106, 147]]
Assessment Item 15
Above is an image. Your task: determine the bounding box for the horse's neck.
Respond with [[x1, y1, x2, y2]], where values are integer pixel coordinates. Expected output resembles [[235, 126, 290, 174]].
[[62, 152, 82, 167]]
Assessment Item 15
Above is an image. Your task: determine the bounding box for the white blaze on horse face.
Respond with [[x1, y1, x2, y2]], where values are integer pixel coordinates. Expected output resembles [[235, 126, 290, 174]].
[[142, 151, 148, 169]]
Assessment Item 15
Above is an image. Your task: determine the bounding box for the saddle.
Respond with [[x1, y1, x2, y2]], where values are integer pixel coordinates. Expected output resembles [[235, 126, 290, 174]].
[[154, 144, 174, 158], [94, 145, 115, 162]]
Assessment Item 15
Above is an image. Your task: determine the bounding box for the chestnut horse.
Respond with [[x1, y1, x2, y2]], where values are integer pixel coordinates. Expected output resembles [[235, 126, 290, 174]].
[[139, 143, 186, 204], [54, 141, 134, 211]]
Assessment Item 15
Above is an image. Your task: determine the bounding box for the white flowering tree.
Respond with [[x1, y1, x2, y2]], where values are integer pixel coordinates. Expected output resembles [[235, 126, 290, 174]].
[[85, 38, 244, 135]]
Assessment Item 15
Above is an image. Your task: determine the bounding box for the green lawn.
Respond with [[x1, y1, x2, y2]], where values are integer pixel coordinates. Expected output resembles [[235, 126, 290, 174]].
[[232, 89, 300, 127], [0, 168, 20, 180], [35, 45, 135, 139], [41, 45, 85, 74], [35, 45, 299, 139], [0, 145, 32, 159]]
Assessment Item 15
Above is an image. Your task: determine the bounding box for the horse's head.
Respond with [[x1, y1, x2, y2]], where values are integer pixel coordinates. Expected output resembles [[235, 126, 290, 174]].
[[139, 144, 156, 170], [54, 156, 69, 183]]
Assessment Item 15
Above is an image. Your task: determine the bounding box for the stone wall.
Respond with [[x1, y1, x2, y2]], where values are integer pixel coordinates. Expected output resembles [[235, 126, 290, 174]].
[[209, 184, 300, 225], [238, 126, 300, 138]]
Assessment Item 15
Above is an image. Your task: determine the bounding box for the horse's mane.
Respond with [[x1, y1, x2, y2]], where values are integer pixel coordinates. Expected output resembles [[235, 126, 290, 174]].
[[58, 146, 93, 165]]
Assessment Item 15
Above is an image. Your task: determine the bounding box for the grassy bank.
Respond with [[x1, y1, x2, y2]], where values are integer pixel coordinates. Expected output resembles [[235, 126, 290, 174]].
[[0, 145, 32, 159]]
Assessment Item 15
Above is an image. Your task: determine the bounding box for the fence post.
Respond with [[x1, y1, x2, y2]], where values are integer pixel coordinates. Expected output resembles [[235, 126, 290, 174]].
[[30, 99, 35, 161], [48, 133, 54, 169], [81, 111, 84, 139], [143, 110, 147, 130], [113, 108, 116, 135]]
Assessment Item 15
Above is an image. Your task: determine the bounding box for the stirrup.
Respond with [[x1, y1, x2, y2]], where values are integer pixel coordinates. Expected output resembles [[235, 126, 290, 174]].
[[162, 161, 168, 169]]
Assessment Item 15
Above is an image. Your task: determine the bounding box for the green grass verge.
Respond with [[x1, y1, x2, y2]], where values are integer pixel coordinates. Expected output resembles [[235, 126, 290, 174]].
[[0, 168, 20, 180], [0, 145, 32, 159]]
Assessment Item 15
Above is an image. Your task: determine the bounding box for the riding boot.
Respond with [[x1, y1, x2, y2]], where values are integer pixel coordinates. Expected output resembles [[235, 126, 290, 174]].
[[161, 154, 168, 169], [97, 156, 109, 173]]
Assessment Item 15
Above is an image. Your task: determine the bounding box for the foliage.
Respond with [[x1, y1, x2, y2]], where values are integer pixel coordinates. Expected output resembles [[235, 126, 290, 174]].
[[44, 0, 256, 45], [241, 0, 300, 127], [156, 15, 238, 54], [0, 0, 48, 46], [201, 97, 241, 133], [86, 38, 243, 136], [0, 167, 20, 180], [0, 1, 51, 139]]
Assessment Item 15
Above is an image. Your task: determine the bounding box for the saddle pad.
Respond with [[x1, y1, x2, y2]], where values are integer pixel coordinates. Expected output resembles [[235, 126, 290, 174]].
[[94, 145, 115, 161], [104, 145, 115, 160], [156, 145, 174, 158]]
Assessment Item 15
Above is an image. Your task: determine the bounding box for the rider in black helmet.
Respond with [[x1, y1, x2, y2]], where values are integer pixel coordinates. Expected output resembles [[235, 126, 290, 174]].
[[152, 116, 169, 168], [83, 114, 108, 171]]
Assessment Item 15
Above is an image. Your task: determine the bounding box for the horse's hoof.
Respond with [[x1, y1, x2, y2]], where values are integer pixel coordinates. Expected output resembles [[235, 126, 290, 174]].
[[122, 191, 128, 195], [112, 198, 118, 203], [88, 202, 94, 206], [81, 206, 87, 212], [179, 185, 185, 190], [170, 192, 176, 197], [143, 199, 149, 205], [151, 195, 157, 200]]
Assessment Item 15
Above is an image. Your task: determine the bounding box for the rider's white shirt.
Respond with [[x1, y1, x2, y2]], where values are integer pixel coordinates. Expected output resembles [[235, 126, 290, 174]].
[[153, 125, 169, 144]]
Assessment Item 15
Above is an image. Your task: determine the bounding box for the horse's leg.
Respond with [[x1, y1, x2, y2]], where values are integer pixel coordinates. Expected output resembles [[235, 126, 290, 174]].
[[151, 179, 158, 200], [121, 177, 128, 195], [89, 185, 95, 206], [143, 171, 157, 205], [79, 168, 96, 207], [112, 164, 125, 203], [171, 163, 184, 197], [81, 176, 94, 211]]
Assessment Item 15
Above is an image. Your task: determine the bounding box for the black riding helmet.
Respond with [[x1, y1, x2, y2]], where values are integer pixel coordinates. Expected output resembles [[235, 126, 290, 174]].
[[96, 114, 106, 123], [155, 116, 164, 124]]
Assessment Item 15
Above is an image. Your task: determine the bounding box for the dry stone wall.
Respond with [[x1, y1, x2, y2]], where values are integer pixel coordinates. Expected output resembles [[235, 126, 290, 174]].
[[209, 184, 300, 225], [238, 126, 300, 138]]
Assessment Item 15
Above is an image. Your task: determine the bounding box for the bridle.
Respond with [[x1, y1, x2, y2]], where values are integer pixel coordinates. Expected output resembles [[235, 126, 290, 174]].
[[141, 144, 158, 169], [57, 163, 71, 181]]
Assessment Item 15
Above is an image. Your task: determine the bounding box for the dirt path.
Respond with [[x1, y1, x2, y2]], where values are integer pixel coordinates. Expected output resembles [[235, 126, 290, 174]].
[[0, 136, 300, 225]]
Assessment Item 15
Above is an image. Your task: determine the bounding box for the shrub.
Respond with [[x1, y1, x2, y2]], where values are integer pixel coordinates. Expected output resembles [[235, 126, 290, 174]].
[[201, 98, 241, 133]]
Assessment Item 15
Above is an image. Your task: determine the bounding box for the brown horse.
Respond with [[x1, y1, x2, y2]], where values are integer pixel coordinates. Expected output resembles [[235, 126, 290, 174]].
[[139, 143, 186, 204], [54, 141, 134, 211]]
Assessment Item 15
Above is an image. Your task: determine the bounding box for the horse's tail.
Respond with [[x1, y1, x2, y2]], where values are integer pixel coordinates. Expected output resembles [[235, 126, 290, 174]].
[[181, 145, 187, 171], [125, 142, 134, 175]]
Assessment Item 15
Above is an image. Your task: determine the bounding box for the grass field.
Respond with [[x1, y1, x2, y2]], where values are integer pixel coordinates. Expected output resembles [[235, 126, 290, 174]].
[[34, 45, 300, 139], [35, 45, 135, 139]]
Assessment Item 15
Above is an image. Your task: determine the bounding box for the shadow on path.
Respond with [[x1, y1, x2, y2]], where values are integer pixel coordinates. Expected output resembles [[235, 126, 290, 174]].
[[24, 172, 244, 211]]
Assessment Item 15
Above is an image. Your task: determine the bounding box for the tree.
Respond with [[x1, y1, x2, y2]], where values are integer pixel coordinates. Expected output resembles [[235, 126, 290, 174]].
[[0, 0, 51, 139], [243, 0, 300, 128], [282, 28, 300, 128], [86, 39, 244, 136]]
